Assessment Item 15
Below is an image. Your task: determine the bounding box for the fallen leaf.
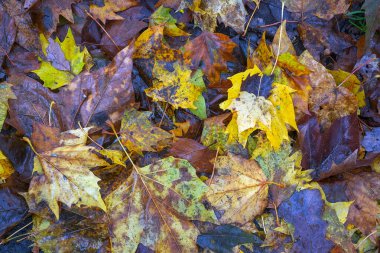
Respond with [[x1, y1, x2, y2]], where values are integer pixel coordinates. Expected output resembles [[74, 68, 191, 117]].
[[192, 0, 247, 33], [23, 136, 109, 219], [197, 225, 263, 252], [299, 51, 358, 128], [150, 6, 189, 37], [362, 0, 380, 48], [120, 108, 172, 155], [248, 31, 273, 70], [133, 26, 180, 61], [282, 0, 350, 20], [0, 3, 16, 68], [272, 21, 296, 56], [58, 43, 134, 129], [184, 31, 236, 84], [168, 138, 216, 173], [146, 61, 205, 112], [0, 150, 14, 182], [105, 156, 216, 252], [89, 0, 138, 24], [206, 153, 268, 224], [32, 29, 91, 89], [0, 82, 16, 130]]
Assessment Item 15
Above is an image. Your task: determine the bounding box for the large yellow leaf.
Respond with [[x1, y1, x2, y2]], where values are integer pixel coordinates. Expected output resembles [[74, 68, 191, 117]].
[[120, 108, 172, 155], [206, 153, 268, 224], [223, 91, 289, 148], [146, 61, 205, 110], [25, 139, 109, 219], [32, 28, 92, 89], [105, 157, 216, 252]]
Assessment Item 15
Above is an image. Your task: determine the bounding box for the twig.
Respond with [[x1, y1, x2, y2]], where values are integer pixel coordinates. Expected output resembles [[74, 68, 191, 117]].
[[242, 0, 261, 37], [270, 1, 285, 76], [337, 57, 377, 87], [208, 146, 220, 186]]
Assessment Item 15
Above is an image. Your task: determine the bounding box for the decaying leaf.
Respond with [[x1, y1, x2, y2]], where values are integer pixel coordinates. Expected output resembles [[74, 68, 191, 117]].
[[146, 61, 205, 112], [206, 153, 268, 224], [272, 21, 296, 56], [105, 156, 216, 252], [0, 82, 16, 130], [120, 108, 172, 154], [191, 0, 247, 33], [150, 6, 189, 37], [299, 51, 358, 128], [32, 29, 91, 89], [24, 136, 110, 219], [184, 31, 236, 84]]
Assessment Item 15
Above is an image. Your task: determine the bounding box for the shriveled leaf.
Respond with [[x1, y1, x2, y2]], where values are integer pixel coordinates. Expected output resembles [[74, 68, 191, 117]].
[[206, 153, 268, 224], [146, 62, 205, 111], [120, 108, 172, 154], [184, 31, 236, 84], [105, 157, 216, 252], [150, 6, 189, 37], [89, 0, 138, 24], [25, 137, 109, 219], [0, 82, 16, 130]]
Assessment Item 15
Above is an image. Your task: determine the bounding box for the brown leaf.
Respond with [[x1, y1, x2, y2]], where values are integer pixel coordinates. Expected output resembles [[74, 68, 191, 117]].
[[283, 0, 350, 20], [344, 170, 380, 241], [168, 138, 217, 173], [184, 31, 236, 84], [58, 43, 135, 129]]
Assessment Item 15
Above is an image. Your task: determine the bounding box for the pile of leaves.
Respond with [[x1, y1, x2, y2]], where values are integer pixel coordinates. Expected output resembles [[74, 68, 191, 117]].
[[0, 0, 379, 252]]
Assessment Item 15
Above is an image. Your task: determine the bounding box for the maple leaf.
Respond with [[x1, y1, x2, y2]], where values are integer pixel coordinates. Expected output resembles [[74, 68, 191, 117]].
[[221, 91, 290, 149], [105, 156, 216, 252], [282, 0, 350, 20], [133, 26, 180, 61], [206, 153, 268, 224], [184, 31, 236, 84], [23, 137, 109, 219], [299, 51, 358, 128], [120, 108, 172, 155], [0, 150, 14, 182], [0, 82, 16, 130], [32, 28, 92, 89], [89, 0, 138, 24], [150, 6, 189, 37], [30, 0, 78, 36], [190, 0, 247, 33], [146, 61, 206, 115]]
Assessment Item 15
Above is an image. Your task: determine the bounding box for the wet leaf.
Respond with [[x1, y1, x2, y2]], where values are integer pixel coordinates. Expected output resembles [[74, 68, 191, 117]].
[[23, 136, 109, 219], [206, 153, 268, 224], [146, 61, 205, 112], [0, 82, 16, 130], [120, 108, 172, 155], [184, 31, 236, 84], [89, 0, 138, 24], [105, 156, 216, 252]]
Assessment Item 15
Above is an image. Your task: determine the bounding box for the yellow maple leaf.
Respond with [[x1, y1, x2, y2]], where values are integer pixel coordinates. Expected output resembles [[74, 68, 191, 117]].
[[223, 91, 289, 149], [23, 137, 109, 219], [146, 61, 205, 110], [32, 29, 92, 89]]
